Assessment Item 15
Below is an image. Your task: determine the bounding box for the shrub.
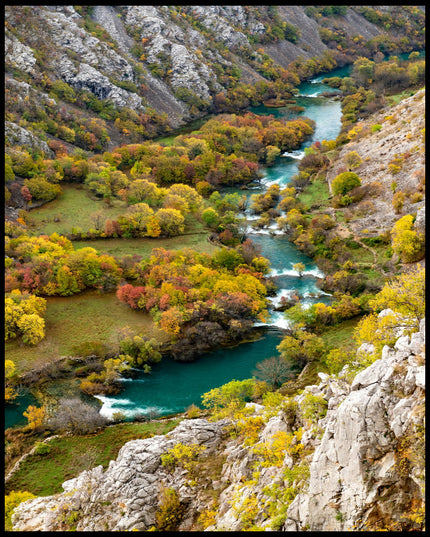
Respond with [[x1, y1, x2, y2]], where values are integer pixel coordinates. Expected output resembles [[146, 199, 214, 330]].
[[300, 392, 328, 423], [5, 491, 36, 531], [155, 487, 185, 531], [331, 172, 361, 196], [33, 442, 51, 455]]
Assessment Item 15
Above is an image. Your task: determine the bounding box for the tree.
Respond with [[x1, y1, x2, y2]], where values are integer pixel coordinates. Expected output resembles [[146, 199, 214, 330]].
[[5, 360, 18, 402], [253, 356, 293, 388], [293, 262, 305, 277], [201, 379, 255, 411], [352, 57, 375, 86], [392, 191, 406, 214], [5, 291, 47, 345], [343, 151, 363, 171], [155, 208, 185, 237], [369, 265, 424, 329], [23, 405, 46, 432], [331, 172, 361, 196], [48, 397, 108, 434], [391, 215, 424, 263], [277, 331, 325, 369]]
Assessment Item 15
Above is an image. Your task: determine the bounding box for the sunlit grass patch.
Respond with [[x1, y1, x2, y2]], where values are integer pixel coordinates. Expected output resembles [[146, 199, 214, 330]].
[[28, 184, 126, 236]]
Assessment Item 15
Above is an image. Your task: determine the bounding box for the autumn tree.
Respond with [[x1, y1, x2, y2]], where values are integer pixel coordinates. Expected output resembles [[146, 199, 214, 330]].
[[23, 405, 47, 432], [343, 151, 363, 171], [253, 356, 293, 388], [5, 290, 47, 345], [5, 360, 18, 402], [392, 191, 406, 214], [293, 262, 306, 277], [391, 215, 424, 263], [369, 264, 424, 329]]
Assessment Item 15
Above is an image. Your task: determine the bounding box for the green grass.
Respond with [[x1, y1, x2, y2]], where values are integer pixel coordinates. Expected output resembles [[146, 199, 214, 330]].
[[387, 89, 417, 106], [72, 228, 219, 258], [6, 291, 169, 374], [28, 184, 127, 236], [320, 317, 359, 350], [297, 178, 330, 209], [5, 418, 181, 497]]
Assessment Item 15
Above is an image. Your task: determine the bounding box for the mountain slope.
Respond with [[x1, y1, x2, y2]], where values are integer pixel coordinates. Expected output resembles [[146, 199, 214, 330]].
[[5, 5, 425, 147]]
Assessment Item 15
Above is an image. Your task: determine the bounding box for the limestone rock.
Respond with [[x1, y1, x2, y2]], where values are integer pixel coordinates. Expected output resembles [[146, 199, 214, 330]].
[[12, 418, 229, 531], [5, 30, 37, 75]]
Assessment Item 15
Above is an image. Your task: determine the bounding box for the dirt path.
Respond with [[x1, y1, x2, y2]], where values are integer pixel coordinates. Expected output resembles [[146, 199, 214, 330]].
[[337, 224, 385, 274]]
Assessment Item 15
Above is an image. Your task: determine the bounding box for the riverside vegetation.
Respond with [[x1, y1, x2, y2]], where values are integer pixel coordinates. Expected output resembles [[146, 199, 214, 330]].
[[5, 5, 425, 532]]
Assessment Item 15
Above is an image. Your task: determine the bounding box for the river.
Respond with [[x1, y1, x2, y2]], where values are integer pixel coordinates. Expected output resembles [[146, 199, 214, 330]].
[[3, 65, 346, 427], [5, 54, 423, 427], [93, 68, 346, 420]]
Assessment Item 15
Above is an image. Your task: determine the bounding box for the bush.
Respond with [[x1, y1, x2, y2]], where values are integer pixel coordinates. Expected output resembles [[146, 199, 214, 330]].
[[48, 397, 108, 434], [155, 487, 185, 531], [331, 172, 361, 196], [33, 442, 51, 455], [5, 491, 36, 531]]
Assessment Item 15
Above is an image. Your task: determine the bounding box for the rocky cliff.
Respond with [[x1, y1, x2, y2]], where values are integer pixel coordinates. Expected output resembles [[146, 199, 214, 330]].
[[12, 311, 425, 531], [5, 5, 424, 140]]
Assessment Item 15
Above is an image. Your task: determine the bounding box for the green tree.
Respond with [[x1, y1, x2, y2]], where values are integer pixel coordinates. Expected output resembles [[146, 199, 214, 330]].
[[201, 379, 255, 412], [331, 172, 361, 196]]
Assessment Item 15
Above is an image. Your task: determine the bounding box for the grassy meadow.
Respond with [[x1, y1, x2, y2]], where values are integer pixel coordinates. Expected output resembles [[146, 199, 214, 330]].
[[6, 290, 169, 374], [28, 184, 127, 236]]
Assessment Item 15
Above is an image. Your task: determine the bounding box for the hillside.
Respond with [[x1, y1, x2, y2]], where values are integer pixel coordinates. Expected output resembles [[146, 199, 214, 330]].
[[5, 5, 425, 153], [326, 89, 425, 239], [10, 309, 425, 531]]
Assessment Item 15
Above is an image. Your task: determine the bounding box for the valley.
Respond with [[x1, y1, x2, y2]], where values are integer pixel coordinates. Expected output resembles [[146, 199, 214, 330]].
[[4, 5, 425, 532]]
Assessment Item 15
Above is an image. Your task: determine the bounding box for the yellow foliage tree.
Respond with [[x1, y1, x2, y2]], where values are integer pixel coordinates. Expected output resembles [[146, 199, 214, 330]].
[[23, 405, 46, 432], [369, 264, 425, 329], [5, 360, 18, 402], [391, 215, 424, 263]]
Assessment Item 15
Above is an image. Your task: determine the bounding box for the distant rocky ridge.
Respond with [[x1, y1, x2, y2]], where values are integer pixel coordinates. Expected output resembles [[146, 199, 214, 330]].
[[4, 5, 411, 132], [12, 311, 425, 531]]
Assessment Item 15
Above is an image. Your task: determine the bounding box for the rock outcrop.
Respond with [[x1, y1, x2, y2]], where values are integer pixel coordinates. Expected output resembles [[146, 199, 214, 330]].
[[284, 317, 425, 531], [12, 312, 425, 532]]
